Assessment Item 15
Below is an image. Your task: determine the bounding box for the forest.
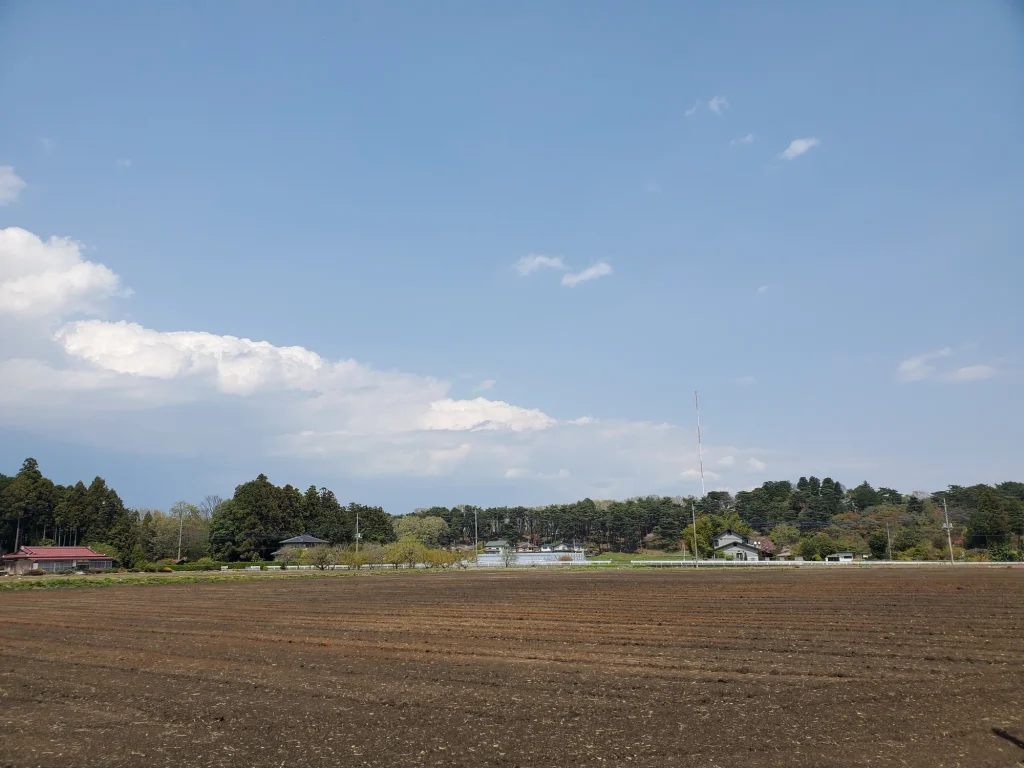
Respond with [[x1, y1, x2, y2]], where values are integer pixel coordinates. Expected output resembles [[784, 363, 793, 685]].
[[1, 458, 1022, 567]]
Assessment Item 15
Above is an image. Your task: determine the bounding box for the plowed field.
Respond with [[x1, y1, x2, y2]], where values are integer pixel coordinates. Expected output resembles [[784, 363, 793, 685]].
[[1, 568, 1023, 767]]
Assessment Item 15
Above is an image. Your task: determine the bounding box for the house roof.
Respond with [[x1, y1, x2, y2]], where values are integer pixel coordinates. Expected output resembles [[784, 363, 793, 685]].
[[712, 529, 746, 541], [751, 536, 776, 554], [828, 552, 855, 557], [2, 546, 111, 561], [484, 540, 509, 547], [714, 541, 762, 554], [279, 534, 329, 545]]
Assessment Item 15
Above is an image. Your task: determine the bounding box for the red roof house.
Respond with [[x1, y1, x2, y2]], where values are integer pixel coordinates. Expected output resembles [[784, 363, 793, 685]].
[[750, 536, 776, 556], [2, 546, 115, 575]]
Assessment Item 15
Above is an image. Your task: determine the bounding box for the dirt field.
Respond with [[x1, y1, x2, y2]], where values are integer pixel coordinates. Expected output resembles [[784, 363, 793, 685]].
[[1, 568, 1023, 768]]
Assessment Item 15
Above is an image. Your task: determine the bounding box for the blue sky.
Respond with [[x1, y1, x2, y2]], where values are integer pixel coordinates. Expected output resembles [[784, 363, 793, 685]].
[[1, 1, 1022, 512]]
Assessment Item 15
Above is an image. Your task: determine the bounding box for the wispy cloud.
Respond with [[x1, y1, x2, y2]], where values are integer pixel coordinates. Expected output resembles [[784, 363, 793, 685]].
[[685, 99, 701, 117], [515, 254, 566, 276], [756, 285, 769, 294], [473, 378, 496, 392], [505, 467, 570, 480], [897, 348, 999, 383], [40, 138, 55, 154], [561, 262, 612, 288], [718, 455, 735, 467], [737, 375, 756, 386], [747, 457, 767, 472], [897, 348, 953, 382], [780, 138, 820, 160], [944, 364, 999, 382], [731, 134, 754, 146], [708, 96, 728, 115], [0, 166, 26, 205], [682, 468, 720, 480], [117, 158, 132, 169]]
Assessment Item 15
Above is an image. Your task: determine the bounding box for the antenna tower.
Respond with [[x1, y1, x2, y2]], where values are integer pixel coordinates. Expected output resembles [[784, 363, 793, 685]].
[[695, 390, 706, 497]]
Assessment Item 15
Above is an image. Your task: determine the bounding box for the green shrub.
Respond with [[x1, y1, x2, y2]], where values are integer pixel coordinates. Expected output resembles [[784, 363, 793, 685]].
[[27, 568, 46, 576], [988, 543, 1023, 562]]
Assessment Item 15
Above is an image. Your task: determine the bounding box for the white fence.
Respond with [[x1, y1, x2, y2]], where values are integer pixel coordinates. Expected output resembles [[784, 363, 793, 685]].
[[629, 559, 998, 567]]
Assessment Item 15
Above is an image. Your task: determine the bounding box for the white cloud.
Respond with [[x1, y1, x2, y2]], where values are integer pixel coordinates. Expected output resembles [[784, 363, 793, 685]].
[[56, 320, 325, 394], [897, 348, 952, 382], [718, 455, 735, 467], [708, 96, 728, 115], [946, 365, 998, 382], [569, 416, 595, 425], [894, 348, 998, 384], [473, 378, 496, 392], [897, 350, 999, 382], [731, 134, 754, 146], [756, 285, 768, 294], [682, 468, 720, 480], [419, 397, 555, 432], [505, 467, 569, 480], [685, 99, 701, 117], [561, 262, 612, 287], [0, 227, 127, 317], [747, 458, 767, 472], [780, 138, 820, 160], [0, 167, 27, 205], [515, 254, 565, 276]]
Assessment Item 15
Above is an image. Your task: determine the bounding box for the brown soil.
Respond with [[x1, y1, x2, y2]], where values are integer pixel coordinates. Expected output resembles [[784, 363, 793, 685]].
[[1, 568, 1023, 767]]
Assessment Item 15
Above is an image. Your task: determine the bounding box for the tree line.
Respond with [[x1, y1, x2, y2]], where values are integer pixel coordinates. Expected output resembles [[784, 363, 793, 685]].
[[2, 458, 1023, 566]]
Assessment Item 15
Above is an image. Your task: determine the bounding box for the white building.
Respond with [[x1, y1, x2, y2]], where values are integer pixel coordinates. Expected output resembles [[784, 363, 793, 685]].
[[825, 552, 855, 563], [712, 530, 769, 561]]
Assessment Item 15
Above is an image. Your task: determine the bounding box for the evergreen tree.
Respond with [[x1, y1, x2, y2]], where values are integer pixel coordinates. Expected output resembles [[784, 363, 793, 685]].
[[350, 503, 396, 544], [967, 488, 1011, 548], [808, 476, 821, 497], [850, 482, 882, 511]]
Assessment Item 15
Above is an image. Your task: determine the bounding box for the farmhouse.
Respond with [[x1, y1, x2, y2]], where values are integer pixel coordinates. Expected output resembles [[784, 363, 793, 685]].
[[712, 530, 769, 561], [2, 546, 114, 575], [272, 533, 328, 561], [540, 542, 583, 553], [483, 540, 509, 554]]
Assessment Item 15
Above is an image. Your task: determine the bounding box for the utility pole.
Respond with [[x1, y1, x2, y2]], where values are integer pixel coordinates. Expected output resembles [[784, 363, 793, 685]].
[[473, 508, 479, 556], [691, 501, 699, 569], [885, 521, 893, 562], [176, 507, 184, 561], [355, 509, 360, 554], [942, 497, 955, 565]]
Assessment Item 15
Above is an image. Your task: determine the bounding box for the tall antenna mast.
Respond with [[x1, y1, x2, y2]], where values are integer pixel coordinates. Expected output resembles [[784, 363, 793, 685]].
[[695, 390, 706, 497]]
